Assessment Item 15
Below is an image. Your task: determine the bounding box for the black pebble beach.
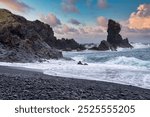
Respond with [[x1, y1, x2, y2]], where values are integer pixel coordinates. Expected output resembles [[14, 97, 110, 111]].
[[0, 66, 150, 100]]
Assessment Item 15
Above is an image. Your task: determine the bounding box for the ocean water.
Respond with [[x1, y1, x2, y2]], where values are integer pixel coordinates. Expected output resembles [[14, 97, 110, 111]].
[[0, 43, 150, 89]]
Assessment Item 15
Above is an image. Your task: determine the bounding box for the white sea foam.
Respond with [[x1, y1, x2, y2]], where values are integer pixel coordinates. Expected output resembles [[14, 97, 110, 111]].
[[0, 57, 150, 89], [117, 43, 150, 51], [0, 43, 150, 89], [132, 43, 150, 49], [117, 47, 131, 51], [105, 56, 150, 69]]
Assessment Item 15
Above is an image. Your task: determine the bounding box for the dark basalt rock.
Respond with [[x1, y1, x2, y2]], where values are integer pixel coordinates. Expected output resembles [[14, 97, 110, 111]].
[[0, 9, 84, 62], [107, 19, 133, 49], [90, 19, 133, 51], [46, 38, 85, 51], [89, 40, 116, 51], [77, 61, 88, 65], [107, 19, 122, 44], [98, 40, 111, 51], [78, 61, 83, 65], [0, 9, 62, 62], [119, 38, 133, 48]]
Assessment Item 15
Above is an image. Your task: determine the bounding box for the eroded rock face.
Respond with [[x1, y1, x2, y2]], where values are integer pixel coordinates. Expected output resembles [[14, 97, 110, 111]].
[[91, 19, 133, 51], [98, 40, 111, 51], [0, 9, 85, 62], [106, 19, 133, 49], [0, 9, 62, 62], [107, 19, 121, 44]]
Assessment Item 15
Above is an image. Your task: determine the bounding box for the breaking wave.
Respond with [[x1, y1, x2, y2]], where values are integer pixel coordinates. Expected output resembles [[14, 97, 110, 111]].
[[117, 43, 150, 51], [132, 43, 150, 49], [105, 56, 150, 69], [0, 43, 150, 89]]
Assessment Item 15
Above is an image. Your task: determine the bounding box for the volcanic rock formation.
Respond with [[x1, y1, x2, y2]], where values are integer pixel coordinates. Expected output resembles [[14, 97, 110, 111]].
[[107, 19, 133, 50], [0, 9, 63, 62], [90, 19, 133, 51], [0, 9, 84, 62]]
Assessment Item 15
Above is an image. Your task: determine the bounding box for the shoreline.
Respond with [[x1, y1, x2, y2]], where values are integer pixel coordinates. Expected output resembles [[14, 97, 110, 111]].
[[0, 66, 150, 100]]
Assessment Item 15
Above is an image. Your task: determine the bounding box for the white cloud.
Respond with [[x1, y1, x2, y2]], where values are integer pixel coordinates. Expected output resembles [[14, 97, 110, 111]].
[[128, 4, 150, 30], [54, 24, 78, 34], [40, 13, 61, 27]]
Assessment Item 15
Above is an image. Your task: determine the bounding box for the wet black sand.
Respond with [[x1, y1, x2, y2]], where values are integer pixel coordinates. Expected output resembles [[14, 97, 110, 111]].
[[0, 66, 150, 100]]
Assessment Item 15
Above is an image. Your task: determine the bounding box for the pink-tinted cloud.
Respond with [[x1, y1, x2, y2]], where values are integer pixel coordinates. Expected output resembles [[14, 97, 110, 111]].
[[55, 24, 78, 34], [0, 0, 32, 13], [55, 24, 105, 43], [97, 16, 108, 27], [79, 26, 103, 34], [78, 16, 107, 35], [98, 0, 107, 9], [55, 22, 104, 36], [40, 13, 61, 27], [55, 16, 106, 40], [128, 4, 150, 30], [61, 0, 79, 13]]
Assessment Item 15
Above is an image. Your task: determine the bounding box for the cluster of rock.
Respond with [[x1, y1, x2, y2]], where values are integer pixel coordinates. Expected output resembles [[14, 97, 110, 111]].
[[90, 19, 133, 51], [46, 38, 85, 51], [0, 9, 84, 62]]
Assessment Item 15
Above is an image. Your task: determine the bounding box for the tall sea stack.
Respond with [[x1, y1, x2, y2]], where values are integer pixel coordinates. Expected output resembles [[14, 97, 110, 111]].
[[107, 19, 133, 50], [90, 19, 133, 51]]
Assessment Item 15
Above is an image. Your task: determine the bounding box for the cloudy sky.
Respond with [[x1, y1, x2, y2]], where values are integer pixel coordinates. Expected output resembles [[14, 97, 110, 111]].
[[0, 0, 150, 43]]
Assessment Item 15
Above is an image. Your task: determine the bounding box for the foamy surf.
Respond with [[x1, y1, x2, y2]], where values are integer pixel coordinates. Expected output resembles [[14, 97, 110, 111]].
[[132, 43, 150, 49], [0, 43, 150, 89], [117, 42, 150, 51], [0, 56, 150, 89], [105, 56, 150, 69]]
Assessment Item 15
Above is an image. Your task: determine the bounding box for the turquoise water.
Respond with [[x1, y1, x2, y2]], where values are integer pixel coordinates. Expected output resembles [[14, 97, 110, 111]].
[[63, 43, 150, 69]]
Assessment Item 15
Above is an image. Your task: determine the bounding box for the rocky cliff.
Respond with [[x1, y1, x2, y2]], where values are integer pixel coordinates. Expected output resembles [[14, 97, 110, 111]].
[[90, 19, 133, 51], [0, 9, 84, 62], [0, 9, 63, 62]]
